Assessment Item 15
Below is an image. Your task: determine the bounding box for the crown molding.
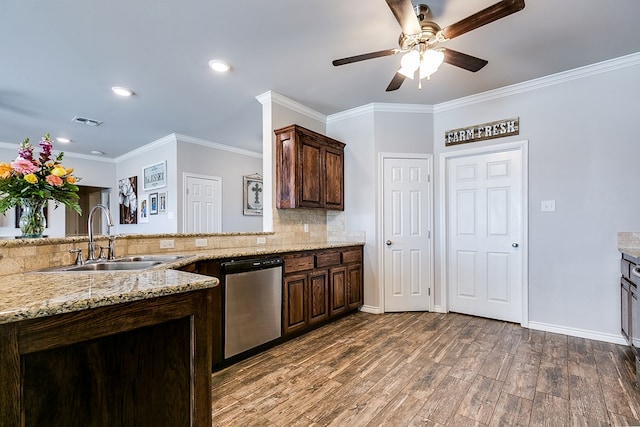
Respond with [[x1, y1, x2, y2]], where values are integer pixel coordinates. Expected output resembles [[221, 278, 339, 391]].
[[435, 52, 640, 113], [175, 134, 262, 158], [327, 102, 434, 123], [256, 91, 326, 123], [114, 133, 177, 162]]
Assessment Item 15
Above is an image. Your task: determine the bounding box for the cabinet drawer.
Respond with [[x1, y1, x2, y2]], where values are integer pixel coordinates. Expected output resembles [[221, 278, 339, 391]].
[[341, 249, 362, 264], [284, 255, 315, 273], [315, 251, 341, 268]]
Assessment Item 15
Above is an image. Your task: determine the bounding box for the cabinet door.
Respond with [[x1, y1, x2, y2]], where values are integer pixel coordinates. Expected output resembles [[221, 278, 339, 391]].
[[283, 274, 307, 335], [622, 280, 630, 341], [309, 270, 329, 325], [329, 267, 347, 316], [299, 136, 323, 208], [347, 263, 363, 310], [324, 146, 344, 210]]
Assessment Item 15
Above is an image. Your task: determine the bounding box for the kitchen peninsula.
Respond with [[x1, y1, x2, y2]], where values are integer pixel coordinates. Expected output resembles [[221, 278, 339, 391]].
[[0, 267, 217, 426], [0, 232, 365, 426]]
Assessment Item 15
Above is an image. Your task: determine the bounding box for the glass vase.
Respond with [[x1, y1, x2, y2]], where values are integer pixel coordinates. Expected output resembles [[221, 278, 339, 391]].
[[19, 198, 47, 238]]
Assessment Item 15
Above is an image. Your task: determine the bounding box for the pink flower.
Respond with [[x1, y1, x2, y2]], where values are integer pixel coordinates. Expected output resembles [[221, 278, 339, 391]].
[[11, 157, 38, 174], [46, 175, 63, 186]]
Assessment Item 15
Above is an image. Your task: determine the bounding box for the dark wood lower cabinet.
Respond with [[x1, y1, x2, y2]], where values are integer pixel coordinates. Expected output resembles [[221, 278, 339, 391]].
[[0, 289, 214, 427], [283, 245, 363, 338], [309, 270, 329, 325]]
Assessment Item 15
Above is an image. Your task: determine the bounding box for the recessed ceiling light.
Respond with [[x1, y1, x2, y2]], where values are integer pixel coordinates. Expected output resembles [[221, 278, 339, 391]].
[[111, 86, 134, 96], [91, 150, 105, 156], [209, 59, 230, 73], [56, 137, 71, 143]]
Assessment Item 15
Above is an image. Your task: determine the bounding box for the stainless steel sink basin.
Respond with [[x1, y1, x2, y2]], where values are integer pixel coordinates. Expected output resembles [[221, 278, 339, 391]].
[[66, 261, 163, 271], [32, 254, 192, 273]]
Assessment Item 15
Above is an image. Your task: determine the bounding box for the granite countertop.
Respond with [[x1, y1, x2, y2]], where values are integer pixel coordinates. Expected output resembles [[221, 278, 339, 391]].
[[618, 232, 640, 258], [0, 269, 218, 325], [0, 241, 363, 326]]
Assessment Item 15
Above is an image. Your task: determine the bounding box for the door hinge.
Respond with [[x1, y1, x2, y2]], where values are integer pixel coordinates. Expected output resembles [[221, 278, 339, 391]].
[[427, 230, 431, 239], [428, 288, 431, 296], [427, 174, 431, 183]]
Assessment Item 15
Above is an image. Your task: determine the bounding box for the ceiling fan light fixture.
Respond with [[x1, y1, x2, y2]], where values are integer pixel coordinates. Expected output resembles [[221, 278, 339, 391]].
[[418, 49, 444, 80], [398, 50, 420, 79]]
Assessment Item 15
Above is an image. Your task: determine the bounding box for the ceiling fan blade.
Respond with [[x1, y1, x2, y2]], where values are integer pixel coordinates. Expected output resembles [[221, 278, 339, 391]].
[[386, 72, 406, 92], [442, 48, 488, 72], [332, 49, 398, 66], [385, 0, 422, 35], [441, 0, 525, 40]]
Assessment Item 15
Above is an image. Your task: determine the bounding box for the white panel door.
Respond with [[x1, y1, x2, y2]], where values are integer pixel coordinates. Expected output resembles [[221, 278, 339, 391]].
[[447, 149, 523, 322], [185, 175, 221, 233], [383, 156, 432, 312]]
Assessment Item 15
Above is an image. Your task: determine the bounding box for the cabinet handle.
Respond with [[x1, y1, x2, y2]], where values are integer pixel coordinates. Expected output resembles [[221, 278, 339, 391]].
[[386, 240, 392, 246], [512, 243, 519, 248], [632, 268, 640, 279]]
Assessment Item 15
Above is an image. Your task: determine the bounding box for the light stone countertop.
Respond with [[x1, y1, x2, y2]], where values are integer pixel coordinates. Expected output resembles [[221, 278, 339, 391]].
[[0, 269, 218, 325], [0, 241, 364, 325], [618, 232, 640, 259]]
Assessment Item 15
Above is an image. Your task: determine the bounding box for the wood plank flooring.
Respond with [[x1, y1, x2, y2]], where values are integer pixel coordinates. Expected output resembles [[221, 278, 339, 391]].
[[211, 312, 640, 426]]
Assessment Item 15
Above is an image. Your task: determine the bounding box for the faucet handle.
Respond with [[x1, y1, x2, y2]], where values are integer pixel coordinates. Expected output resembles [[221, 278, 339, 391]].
[[98, 246, 108, 260], [69, 248, 84, 265], [107, 235, 116, 260]]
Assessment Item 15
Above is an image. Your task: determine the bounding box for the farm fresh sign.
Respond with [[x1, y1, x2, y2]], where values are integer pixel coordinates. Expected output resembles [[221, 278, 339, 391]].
[[445, 117, 519, 146]]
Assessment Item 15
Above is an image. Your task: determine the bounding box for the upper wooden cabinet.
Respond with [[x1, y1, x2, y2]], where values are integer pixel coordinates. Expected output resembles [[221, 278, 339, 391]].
[[274, 124, 345, 210]]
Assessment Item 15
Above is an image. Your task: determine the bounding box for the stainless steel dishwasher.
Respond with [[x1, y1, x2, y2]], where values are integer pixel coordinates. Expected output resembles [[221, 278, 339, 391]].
[[221, 257, 283, 359]]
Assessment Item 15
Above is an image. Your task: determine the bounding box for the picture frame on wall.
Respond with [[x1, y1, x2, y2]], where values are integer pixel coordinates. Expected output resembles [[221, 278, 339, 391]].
[[142, 161, 167, 191], [149, 193, 158, 215], [139, 194, 149, 223], [158, 192, 167, 213], [118, 176, 138, 224], [243, 174, 263, 216]]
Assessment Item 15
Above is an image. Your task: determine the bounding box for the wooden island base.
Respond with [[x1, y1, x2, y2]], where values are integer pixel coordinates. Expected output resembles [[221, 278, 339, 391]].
[[0, 288, 214, 427]]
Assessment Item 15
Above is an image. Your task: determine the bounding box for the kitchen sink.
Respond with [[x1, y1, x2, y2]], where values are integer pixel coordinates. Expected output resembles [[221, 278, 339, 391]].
[[65, 261, 163, 271], [32, 254, 192, 273]]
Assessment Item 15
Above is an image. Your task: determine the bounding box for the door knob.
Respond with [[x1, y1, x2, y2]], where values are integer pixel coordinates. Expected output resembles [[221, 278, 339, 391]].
[[386, 240, 392, 246], [512, 243, 519, 248]]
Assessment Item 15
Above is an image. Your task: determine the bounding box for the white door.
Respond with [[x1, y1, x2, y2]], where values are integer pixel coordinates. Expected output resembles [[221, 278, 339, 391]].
[[184, 174, 221, 233], [447, 147, 523, 323], [382, 156, 433, 312]]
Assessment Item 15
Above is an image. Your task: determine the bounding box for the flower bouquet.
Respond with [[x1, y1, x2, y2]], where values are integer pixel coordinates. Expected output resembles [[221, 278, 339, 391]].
[[0, 133, 81, 237]]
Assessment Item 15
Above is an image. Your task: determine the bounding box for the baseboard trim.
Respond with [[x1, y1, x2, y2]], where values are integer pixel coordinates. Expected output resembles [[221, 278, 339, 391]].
[[432, 305, 447, 313], [528, 321, 627, 345], [360, 305, 383, 314]]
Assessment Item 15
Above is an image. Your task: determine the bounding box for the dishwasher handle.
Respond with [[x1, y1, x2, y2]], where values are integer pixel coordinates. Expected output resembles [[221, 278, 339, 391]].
[[221, 257, 283, 275]]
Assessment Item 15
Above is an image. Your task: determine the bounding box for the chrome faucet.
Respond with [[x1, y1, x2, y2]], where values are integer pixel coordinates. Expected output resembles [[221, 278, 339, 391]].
[[87, 204, 115, 261]]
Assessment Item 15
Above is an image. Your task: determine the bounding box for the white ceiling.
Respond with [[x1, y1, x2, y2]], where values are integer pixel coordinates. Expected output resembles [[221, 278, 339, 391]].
[[1, 0, 639, 158]]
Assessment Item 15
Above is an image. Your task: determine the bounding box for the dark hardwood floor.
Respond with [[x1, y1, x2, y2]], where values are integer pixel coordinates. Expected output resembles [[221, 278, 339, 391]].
[[211, 312, 640, 426]]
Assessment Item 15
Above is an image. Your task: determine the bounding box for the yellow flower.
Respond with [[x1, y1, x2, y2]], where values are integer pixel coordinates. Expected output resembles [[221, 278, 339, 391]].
[[65, 167, 74, 174], [66, 176, 76, 184], [24, 173, 38, 184], [51, 166, 67, 177], [0, 163, 11, 179]]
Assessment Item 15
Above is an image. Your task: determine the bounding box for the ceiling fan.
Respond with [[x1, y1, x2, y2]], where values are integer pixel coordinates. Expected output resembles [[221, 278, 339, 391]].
[[332, 0, 525, 91]]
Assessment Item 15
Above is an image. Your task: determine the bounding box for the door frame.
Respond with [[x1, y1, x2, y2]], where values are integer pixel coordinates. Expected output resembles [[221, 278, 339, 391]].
[[182, 172, 222, 233], [438, 141, 529, 327], [378, 152, 435, 313]]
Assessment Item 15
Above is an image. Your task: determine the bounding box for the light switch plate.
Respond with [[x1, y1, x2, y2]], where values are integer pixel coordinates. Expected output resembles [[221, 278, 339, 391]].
[[541, 200, 556, 212]]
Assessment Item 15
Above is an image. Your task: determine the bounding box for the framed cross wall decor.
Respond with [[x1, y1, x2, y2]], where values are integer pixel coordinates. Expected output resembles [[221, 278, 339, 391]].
[[243, 174, 263, 216]]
